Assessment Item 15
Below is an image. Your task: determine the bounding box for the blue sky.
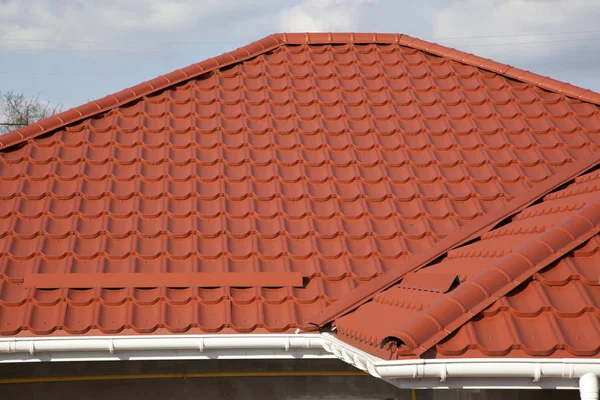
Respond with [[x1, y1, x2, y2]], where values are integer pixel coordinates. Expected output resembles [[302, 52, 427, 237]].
[[1, 0, 600, 112]]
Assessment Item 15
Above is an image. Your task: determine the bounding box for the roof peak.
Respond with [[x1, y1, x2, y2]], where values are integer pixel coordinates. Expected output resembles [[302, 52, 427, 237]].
[[2, 32, 599, 152]]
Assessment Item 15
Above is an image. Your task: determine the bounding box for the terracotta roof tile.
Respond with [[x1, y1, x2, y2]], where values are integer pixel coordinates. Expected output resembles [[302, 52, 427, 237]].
[[0, 33, 600, 337], [334, 171, 600, 359]]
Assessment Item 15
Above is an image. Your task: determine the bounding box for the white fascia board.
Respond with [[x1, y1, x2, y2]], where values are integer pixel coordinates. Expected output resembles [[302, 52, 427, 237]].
[[0, 334, 333, 362], [321, 333, 600, 390]]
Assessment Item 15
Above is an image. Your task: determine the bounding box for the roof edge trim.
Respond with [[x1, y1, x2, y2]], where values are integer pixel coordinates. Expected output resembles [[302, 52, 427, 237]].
[[279, 32, 600, 106], [0, 34, 286, 151], [308, 150, 600, 328]]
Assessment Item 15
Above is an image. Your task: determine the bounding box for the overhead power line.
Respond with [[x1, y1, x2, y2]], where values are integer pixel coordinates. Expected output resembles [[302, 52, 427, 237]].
[[0, 71, 146, 76], [0, 28, 598, 46], [0, 38, 243, 45], [433, 29, 600, 40], [0, 35, 598, 56], [1, 35, 598, 55], [0, 30, 598, 77], [457, 37, 600, 47]]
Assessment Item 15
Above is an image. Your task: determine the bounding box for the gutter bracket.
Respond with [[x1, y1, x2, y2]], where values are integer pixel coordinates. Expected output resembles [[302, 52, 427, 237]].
[[440, 364, 447, 382], [534, 363, 542, 382]]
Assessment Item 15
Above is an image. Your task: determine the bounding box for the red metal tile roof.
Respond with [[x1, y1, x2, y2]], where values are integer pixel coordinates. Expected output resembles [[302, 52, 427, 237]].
[[308, 151, 600, 327], [0, 33, 600, 339], [334, 170, 600, 359]]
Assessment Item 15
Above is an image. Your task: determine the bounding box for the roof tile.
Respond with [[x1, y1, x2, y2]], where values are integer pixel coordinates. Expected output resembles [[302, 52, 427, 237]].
[[0, 33, 600, 339], [335, 171, 600, 359], [398, 273, 459, 293]]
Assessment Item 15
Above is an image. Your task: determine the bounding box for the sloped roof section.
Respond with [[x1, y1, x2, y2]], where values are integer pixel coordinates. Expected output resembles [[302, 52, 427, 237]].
[[334, 170, 600, 359], [0, 33, 600, 336], [3, 33, 600, 152], [308, 151, 600, 328]]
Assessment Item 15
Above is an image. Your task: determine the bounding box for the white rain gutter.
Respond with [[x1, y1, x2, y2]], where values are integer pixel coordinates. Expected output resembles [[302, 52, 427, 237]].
[[321, 333, 600, 392], [0, 334, 331, 362], [0, 332, 598, 394]]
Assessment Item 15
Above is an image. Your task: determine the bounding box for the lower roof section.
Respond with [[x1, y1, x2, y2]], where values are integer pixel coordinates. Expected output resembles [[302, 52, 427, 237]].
[[334, 170, 600, 360]]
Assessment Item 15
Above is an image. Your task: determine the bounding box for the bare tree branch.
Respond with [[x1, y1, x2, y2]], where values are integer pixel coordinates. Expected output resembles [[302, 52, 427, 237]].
[[0, 91, 62, 134]]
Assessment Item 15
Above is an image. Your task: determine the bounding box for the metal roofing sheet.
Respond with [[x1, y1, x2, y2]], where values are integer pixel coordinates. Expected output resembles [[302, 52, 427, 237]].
[[0, 33, 599, 340], [334, 171, 600, 359]]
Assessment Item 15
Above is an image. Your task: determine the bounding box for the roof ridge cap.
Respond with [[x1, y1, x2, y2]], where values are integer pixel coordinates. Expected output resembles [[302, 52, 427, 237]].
[[279, 32, 600, 106], [4, 31, 599, 151], [395, 34, 600, 106], [308, 151, 600, 328], [382, 196, 600, 358], [0, 34, 286, 151]]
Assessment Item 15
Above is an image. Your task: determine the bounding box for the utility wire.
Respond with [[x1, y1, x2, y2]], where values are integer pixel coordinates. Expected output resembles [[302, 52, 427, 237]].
[[0, 71, 146, 76], [453, 37, 600, 47], [0, 38, 244, 45], [433, 29, 600, 40], [1, 35, 598, 55], [1, 29, 599, 44], [0, 31, 598, 76]]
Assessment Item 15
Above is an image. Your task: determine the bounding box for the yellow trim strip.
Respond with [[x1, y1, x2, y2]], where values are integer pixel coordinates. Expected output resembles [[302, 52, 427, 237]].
[[0, 371, 368, 385]]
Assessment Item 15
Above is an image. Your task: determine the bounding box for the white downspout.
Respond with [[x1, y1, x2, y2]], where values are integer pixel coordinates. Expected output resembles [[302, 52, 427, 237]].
[[580, 373, 598, 400]]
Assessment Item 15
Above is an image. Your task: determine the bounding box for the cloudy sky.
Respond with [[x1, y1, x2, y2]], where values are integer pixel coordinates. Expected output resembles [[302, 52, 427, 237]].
[[1, 0, 599, 110]]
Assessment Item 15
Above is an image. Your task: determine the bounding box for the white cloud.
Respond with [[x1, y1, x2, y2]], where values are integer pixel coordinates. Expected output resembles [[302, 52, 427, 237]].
[[279, 0, 374, 32], [431, 0, 600, 61], [2, 0, 596, 60], [0, 0, 283, 51], [1, 0, 599, 98]]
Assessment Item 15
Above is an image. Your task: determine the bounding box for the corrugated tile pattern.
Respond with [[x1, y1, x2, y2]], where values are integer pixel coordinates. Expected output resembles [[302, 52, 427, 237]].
[[335, 170, 600, 358], [1, 41, 600, 336]]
